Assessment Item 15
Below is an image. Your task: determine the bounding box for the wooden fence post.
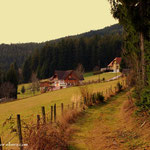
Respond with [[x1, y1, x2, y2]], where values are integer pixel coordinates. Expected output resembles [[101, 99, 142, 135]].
[[76, 102, 78, 108], [115, 87, 117, 93], [0, 137, 3, 150], [51, 106, 53, 123], [84, 97, 86, 105], [92, 94, 95, 104], [61, 103, 64, 116], [37, 115, 40, 129], [54, 104, 56, 122], [41, 106, 46, 124], [68, 104, 70, 110], [17, 114, 23, 150]]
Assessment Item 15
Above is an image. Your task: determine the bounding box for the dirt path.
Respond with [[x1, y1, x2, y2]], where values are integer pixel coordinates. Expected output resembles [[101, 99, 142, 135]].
[[70, 91, 150, 150]]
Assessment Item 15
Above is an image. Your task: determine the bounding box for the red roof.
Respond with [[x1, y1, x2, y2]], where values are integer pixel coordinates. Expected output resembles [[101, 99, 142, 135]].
[[50, 70, 84, 81], [115, 57, 122, 64], [108, 57, 122, 67]]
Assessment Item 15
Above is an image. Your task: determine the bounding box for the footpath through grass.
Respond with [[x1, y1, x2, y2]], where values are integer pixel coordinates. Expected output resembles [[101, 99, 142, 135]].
[[0, 76, 123, 146], [70, 91, 150, 150]]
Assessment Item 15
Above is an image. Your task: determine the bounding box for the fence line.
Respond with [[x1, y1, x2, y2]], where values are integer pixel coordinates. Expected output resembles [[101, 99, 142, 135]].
[[0, 80, 126, 149], [17, 114, 23, 150], [0, 137, 2, 150]]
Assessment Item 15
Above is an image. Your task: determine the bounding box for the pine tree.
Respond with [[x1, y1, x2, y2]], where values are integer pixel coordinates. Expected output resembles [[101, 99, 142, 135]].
[[109, 0, 150, 86], [108, 0, 150, 110], [31, 49, 40, 72], [22, 57, 32, 83], [21, 86, 25, 94], [6, 63, 18, 99]]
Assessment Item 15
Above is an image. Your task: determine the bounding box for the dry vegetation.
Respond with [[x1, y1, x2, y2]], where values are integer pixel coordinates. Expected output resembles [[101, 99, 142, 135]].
[[0, 73, 124, 149], [23, 109, 83, 150], [70, 90, 150, 150]]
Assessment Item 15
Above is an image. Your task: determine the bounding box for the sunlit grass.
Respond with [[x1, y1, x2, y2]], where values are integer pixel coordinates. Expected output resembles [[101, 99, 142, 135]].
[[83, 72, 121, 82], [17, 72, 121, 99], [0, 73, 123, 146]]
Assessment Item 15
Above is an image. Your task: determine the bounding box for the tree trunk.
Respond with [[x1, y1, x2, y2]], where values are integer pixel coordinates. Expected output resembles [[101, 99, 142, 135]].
[[140, 32, 145, 86]]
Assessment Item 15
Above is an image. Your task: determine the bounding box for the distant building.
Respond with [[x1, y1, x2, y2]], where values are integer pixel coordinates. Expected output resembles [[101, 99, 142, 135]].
[[107, 57, 122, 72], [50, 70, 84, 89], [40, 81, 53, 93]]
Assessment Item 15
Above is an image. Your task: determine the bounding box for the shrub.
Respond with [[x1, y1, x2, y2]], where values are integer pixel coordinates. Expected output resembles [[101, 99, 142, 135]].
[[79, 86, 92, 106], [96, 92, 105, 103], [91, 93, 96, 104], [23, 109, 82, 150], [117, 82, 123, 92], [136, 87, 150, 113], [21, 86, 25, 94], [102, 78, 105, 82], [24, 124, 70, 150], [61, 109, 83, 124]]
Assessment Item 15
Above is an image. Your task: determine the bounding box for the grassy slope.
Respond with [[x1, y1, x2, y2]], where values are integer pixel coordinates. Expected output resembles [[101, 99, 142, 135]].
[[0, 73, 122, 146], [17, 72, 120, 99], [0, 78, 122, 127], [70, 91, 150, 150], [83, 72, 121, 82]]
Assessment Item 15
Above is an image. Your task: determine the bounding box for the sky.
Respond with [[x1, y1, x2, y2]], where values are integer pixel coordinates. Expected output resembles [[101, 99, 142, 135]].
[[0, 0, 118, 44]]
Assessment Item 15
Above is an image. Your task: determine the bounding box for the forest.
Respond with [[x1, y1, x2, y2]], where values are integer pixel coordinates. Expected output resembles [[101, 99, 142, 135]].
[[0, 24, 123, 98], [0, 43, 44, 71], [0, 24, 122, 71], [22, 32, 122, 82], [108, 0, 150, 112]]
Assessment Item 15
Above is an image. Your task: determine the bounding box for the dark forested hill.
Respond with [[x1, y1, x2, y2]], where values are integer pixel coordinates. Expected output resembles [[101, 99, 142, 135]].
[[0, 43, 44, 70], [22, 29, 123, 82], [0, 24, 122, 73], [76, 24, 122, 38]]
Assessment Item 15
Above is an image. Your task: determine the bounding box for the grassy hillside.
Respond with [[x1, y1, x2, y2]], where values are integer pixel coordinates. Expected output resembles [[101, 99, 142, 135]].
[[0, 73, 123, 145], [17, 72, 120, 99], [0, 24, 122, 71], [83, 72, 121, 82]]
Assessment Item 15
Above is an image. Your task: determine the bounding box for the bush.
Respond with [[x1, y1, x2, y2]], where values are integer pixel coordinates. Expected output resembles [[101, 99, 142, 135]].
[[21, 86, 25, 94], [91, 93, 96, 104], [79, 86, 92, 106], [136, 87, 150, 112], [96, 92, 105, 103], [102, 78, 105, 82], [23, 109, 82, 150], [117, 82, 123, 92], [24, 124, 70, 150]]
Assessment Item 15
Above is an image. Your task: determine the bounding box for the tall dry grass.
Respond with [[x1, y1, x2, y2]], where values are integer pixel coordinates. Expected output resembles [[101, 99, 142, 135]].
[[23, 108, 83, 150], [79, 86, 105, 107]]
